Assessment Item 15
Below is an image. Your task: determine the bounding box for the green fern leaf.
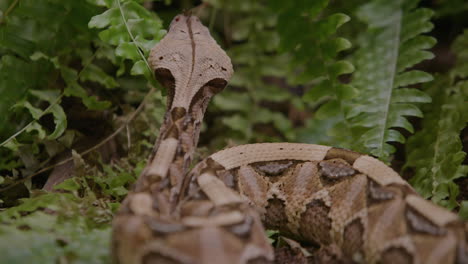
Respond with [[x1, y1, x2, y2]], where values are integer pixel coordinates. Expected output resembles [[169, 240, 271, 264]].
[[207, 2, 298, 145], [406, 77, 468, 209], [405, 30, 468, 209], [452, 29, 468, 80], [350, 0, 434, 161], [270, 0, 356, 147]]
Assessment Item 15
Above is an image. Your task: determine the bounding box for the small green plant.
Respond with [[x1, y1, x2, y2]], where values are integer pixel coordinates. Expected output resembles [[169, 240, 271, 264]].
[[0, 0, 467, 262]]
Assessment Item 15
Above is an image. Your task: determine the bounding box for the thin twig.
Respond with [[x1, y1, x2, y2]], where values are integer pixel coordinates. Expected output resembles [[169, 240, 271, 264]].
[[0, 0, 20, 24], [0, 88, 155, 193], [208, 7, 217, 32], [116, 0, 154, 78], [192, 2, 208, 17]]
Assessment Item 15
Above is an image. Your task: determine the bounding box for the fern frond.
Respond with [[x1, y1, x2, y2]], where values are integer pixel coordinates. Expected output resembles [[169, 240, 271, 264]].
[[405, 30, 468, 209], [206, 1, 298, 145], [452, 29, 468, 80], [349, 0, 434, 161], [271, 0, 356, 147]]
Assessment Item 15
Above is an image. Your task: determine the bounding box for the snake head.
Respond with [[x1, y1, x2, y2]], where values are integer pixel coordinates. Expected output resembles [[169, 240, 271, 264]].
[[149, 14, 233, 110]]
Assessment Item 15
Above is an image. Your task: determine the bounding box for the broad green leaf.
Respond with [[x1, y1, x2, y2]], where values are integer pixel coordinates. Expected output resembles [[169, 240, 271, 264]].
[[64, 83, 111, 110], [88, 7, 120, 29], [115, 42, 140, 61], [80, 64, 119, 89], [54, 178, 81, 192], [130, 60, 148, 76]]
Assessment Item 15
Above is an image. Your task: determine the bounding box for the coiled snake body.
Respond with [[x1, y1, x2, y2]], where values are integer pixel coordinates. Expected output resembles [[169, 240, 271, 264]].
[[111, 14, 467, 264]]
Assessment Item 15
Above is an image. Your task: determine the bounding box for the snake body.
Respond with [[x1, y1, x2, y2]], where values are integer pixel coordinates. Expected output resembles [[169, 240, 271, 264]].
[[111, 14, 468, 264]]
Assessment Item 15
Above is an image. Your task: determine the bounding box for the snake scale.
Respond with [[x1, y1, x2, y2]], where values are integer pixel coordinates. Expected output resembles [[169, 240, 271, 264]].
[[111, 14, 468, 264]]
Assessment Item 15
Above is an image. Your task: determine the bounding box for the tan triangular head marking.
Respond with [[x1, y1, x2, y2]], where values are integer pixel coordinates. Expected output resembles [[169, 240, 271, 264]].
[[197, 172, 243, 206], [405, 195, 459, 227], [406, 207, 447, 236], [367, 179, 395, 204]]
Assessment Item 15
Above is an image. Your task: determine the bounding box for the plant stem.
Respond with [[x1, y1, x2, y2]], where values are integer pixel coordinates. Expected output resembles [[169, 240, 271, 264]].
[[0, 0, 20, 24], [115, 0, 154, 79]]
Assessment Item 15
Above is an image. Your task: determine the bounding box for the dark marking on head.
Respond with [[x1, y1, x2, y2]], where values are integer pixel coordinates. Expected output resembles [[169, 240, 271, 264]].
[[325, 147, 362, 165], [171, 107, 186, 121], [247, 257, 271, 264], [206, 78, 228, 93], [380, 247, 413, 264], [342, 218, 364, 257], [264, 197, 288, 231], [300, 199, 332, 244], [155, 68, 175, 109], [367, 179, 395, 205], [406, 207, 446, 236], [319, 159, 356, 181], [164, 125, 179, 139], [254, 161, 294, 176], [188, 80, 227, 114]]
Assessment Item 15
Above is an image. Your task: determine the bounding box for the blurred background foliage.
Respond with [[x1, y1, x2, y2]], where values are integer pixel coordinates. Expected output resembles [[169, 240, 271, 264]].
[[0, 0, 467, 262]]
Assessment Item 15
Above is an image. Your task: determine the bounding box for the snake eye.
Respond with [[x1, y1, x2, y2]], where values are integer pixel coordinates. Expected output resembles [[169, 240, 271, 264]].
[[175, 17, 180, 22]]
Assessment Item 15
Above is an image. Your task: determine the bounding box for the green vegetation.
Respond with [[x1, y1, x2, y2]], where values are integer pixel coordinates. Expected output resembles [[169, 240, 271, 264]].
[[0, 0, 467, 262]]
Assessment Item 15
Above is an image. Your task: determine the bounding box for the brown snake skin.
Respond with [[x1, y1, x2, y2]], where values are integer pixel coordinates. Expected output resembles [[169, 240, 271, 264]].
[[111, 14, 468, 264]]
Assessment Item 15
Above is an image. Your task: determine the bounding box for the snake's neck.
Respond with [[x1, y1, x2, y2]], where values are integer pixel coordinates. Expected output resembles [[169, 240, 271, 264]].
[[134, 85, 218, 215]]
